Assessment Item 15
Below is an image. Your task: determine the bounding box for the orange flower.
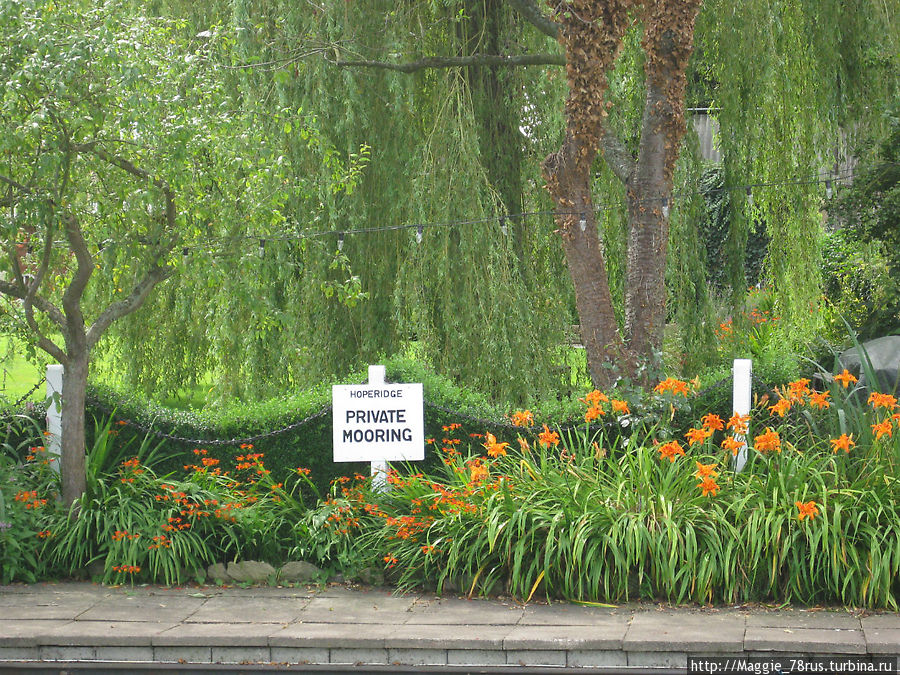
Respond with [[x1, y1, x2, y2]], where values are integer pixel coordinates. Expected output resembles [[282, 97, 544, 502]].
[[795, 500, 819, 521], [580, 390, 608, 406], [658, 440, 685, 462], [654, 377, 691, 396], [786, 378, 811, 402], [721, 435, 744, 456], [834, 369, 858, 388], [727, 412, 750, 435], [469, 461, 488, 483], [872, 419, 893, 440], [768, 398, 792, 417], [420, 544, 435, 555], [383, 554, 397, 568], [510, 410, 535, 427], [808, 391, 831, 409], [694, 461, 718, 479], [584, 404, 605, 423], [685, 426, 712, 447], [112, 565, 141, 574], [483, 432, 509, 458], [611, 399, 630, 415], [697, 476, 720, 497], [830, 433, 855, 454], [517, 437, 530, 453], [701, 414, 725, 431], [868, 392, 898, 410], [753, 427, 781, 454], [538, 424, 560, 448]]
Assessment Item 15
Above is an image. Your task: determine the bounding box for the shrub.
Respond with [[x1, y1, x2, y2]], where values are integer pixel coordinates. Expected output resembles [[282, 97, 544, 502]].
[[356, 377, 900, 608], [0, 414, 60, 583]]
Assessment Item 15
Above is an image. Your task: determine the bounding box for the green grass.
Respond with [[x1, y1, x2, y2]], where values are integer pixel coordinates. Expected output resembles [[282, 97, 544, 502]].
[[0, 335, 213, 410], [0, 336, 47, 403]]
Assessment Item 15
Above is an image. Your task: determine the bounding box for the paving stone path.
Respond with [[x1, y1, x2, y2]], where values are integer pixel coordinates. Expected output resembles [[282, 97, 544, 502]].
[[1, 582, 898, 672]]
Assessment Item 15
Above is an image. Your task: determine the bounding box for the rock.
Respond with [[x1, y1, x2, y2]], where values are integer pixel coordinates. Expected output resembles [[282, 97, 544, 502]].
[[277, 561, 322, 583], [836, 336, 900, 395], [226, 560, 276, 584], [207, 562, 230, 582], [329, 573, 345, 584], [356, 566, 385, 587]]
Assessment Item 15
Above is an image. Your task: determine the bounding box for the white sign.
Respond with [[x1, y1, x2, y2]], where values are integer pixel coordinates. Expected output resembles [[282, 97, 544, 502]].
[[332, 376, 424, 463]]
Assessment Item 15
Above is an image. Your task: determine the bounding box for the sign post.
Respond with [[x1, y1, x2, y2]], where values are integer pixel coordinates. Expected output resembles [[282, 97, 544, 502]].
[[45, 364, 63, 473], [732, 359, 752, 472], [332, 365, 424, 491]]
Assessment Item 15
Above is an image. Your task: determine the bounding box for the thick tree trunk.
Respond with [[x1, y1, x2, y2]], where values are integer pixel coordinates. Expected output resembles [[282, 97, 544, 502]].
[[544, 133, 632, 389], [60, 352, 89, 508], [625, 78, 673, 362], [543, 1, 635, 388]]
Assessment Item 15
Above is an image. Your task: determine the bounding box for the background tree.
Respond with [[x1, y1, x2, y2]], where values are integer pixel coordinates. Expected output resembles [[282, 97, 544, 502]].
[[102, 0, 896, 402], [0, 1, 288, 503]]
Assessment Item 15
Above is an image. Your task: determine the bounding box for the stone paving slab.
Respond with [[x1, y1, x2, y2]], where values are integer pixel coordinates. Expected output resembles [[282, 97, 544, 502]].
[[379, 624, 510, 650], [519, 603, 626, 625], [403, 596, 526, 625], [76, 594, 205, 623], [2, 583, 900, 669], [625, 610, 746, 652], [504, 622, 628, 650], [269, 622, 392, 649], [744, 626, 867, 654], [746, 610, 862, 630], [185, 595, 311, 623], [862, 628, 900, 655], [35, 620, 179, 646], [0, 591, 102, 620], [0, 620, 72, 646], [154, 621, 287, 646]]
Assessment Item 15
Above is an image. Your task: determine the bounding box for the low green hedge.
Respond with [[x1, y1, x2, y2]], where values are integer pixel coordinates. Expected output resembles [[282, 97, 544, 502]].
[[83, 356, 521, 498], [8, 354, 797, 501]]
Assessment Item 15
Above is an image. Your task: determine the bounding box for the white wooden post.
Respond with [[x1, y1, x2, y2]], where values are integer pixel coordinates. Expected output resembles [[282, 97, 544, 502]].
[[367, 364, 389, 491], [45, 364, 63, 473], [732, 359, 752, 472]]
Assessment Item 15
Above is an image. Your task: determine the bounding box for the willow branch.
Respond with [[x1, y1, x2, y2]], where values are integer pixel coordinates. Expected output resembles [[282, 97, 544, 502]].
[[507, 0, 559, 39], [335, 52, 565, 73], [86, 263, 174, 349]]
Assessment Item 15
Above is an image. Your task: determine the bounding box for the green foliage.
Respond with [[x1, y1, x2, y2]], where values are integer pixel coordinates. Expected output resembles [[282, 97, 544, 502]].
[[96, 0, 573, 405], [359, 381, 900, 607], [826, 110, 900, 339], [697, 0, 896, 346], [820, 228, 898, 342], [46, 449, 315, 585], [0, 414, 60, 583]]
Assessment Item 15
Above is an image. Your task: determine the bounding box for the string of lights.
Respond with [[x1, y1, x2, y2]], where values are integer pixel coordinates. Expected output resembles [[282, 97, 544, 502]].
[[200, 168, 855, 255], [7, 168, 856, 256]]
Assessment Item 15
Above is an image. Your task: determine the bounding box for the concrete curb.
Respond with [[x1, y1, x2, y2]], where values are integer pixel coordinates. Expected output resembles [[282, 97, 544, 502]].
[[1, 583, 898, 671]]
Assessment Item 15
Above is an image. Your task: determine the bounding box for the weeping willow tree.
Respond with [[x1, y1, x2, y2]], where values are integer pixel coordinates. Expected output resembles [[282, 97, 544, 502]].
[[105, 0, 896, 401], [104, 0, 572, 404], [700, 0, 898, 340]]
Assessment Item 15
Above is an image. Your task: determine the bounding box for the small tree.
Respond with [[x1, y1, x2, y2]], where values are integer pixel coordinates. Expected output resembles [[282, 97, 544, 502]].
[[0, 2, 265, 505]]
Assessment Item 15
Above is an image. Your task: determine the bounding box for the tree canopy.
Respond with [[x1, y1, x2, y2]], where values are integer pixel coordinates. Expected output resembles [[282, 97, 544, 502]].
[[5, 0, 898, 408]]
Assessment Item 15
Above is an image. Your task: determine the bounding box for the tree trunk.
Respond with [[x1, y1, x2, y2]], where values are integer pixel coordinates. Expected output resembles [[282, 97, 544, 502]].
[[624, 79, 673, 362], [60, 353, 89, 508], [544, 132, 633, 388]]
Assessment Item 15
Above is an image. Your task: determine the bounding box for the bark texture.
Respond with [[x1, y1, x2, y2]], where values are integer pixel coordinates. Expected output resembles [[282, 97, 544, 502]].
[[543, 0, 703, 386]]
